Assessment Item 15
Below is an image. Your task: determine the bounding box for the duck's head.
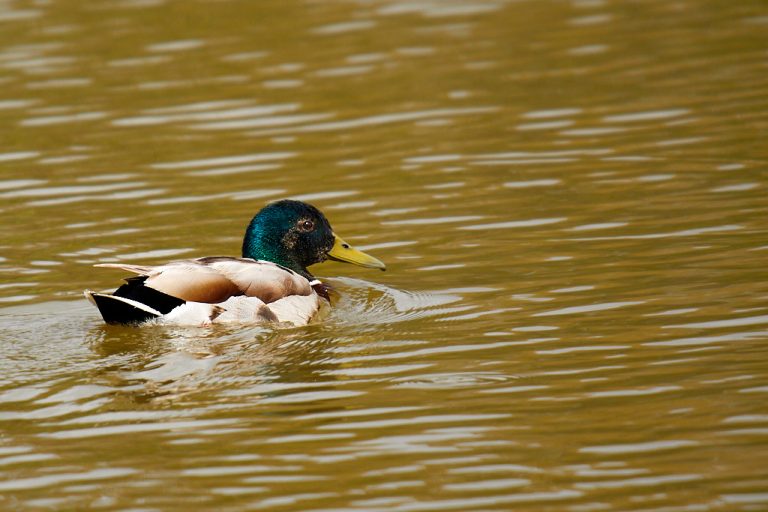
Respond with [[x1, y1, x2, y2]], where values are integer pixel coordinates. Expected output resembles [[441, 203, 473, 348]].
[[242, 199, 385, 279]]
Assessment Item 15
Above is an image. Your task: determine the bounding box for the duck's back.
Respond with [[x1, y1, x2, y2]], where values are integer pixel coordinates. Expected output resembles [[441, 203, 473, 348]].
[[85, 257, 321, 326]]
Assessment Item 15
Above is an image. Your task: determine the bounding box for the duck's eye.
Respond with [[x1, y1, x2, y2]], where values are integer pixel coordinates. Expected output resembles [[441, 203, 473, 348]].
[[298, 219, 315, 232]]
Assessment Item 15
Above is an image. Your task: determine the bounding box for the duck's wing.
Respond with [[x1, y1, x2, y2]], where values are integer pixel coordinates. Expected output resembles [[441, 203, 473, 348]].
[[95, 257, 312, 304], [96, 261, 239, 303], [199, 257, 313, 303]]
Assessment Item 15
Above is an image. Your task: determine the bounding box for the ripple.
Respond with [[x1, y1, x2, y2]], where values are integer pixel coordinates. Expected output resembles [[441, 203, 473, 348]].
[[185, 163, 282, 177], [0, 468, 138, 492], [145, 39, 205, 52], [711, 183, 760, 192], [182, 464, 301, 477], [27, 78, 92, 89], [722, 493, 768, 505], [587, 386, 682, 398], [0, 182, 144, 199], [518, 120, 576, 130], [470, 158, 577, 166], [0, 294, 38, 303], [28, 188, 164, 207], [404, 154, 462, 164], [291, 190, 359, 202], [566, 222, 629, 232], [248, 107, 498, 135], [0, 99, 35, 109], [444, 477, 530, 491], [573, 473, 701, 490], [314, 65, 374, 77], [644, 330, 768, 347], [39, 154, 91, 165], [377, 490, 582, 510], [561, 127, 629, 136], [151, 152, 296, 170], [253, 492, 338, 509], [537, 344, 629, 355], [114, 104, 299, 127], [666, 315, 768, 329], [211, 486, 268, 496], [143, 99, 255, 114], [244, 475, 327, 483], [534, 301, 643, 317], [738, 386, 768, 394], [221, 51, 269, 62], [3, 55, 75, 71], [147, 188, 284, 205], [482, 385, 549, 394], [20, 111, 107, 127], [416, 263, 465, 271], [569, 13, 613, 25], [0, 385, 48, 403], [259, 390, 364, 404], [0, 151, 40, 162], [312, 20, 377, 35], [57, 410, 197, 425], [108, 55, 171, 67], [0, 178, 46, 190], [0, 8, 42, 21], [453, 464, 544, 476], [195, 113, 331, 131], [459, 217, 566, 230], [261, 79, 304, 89], [567, 44, 609, 56], [567, 224, 743, 241], [318, 413, 510, 431], [383, 215, 484, 226], [579, 440, 699, 454], [523, 108, 583, 119], [111, 248, 194, 261], [389, 372, 508, 390], [39, 419, 240, 440], [324, 364, 433, 377], [298, 407, 425, 421], [36, 384, 113, 404], [378, 2, 506, 17], [504, 179, 562, 188], [722, 414, 768, 424], [603, 109, 690, 123], [266, 433, 354, 444], [332, 340, 516, 364], [550, 286, 595, 293], [0, 452, 58, 467]]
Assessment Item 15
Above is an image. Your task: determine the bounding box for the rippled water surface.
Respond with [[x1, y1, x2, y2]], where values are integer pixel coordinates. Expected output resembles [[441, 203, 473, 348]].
[[2, 0, 768, 510]]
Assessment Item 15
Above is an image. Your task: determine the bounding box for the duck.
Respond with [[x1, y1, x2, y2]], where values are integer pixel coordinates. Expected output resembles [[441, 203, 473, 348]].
[[84, 199, 385, 326]]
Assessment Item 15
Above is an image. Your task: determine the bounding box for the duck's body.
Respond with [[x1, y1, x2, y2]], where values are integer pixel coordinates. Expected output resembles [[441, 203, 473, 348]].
[[86, 257, 322, 326], [85, 200, 384, 327]]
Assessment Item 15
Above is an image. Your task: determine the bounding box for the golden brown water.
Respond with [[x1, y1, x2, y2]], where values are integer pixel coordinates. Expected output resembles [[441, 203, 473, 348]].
[[1, 0, 768, 510]]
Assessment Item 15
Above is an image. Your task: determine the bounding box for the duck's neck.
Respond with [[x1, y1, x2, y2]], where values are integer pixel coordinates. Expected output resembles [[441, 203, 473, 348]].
[[242, 226, 313, 280]]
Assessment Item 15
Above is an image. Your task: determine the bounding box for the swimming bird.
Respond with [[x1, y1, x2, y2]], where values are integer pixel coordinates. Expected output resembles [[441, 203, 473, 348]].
[[84, 199, 385, 326]]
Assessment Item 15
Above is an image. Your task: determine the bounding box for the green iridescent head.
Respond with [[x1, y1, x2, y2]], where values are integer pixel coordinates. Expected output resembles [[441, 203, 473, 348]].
[[242, 199, 385, 279]]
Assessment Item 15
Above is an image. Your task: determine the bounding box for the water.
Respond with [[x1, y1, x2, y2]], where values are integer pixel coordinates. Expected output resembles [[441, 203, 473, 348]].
[[2, 0, 768, 510]]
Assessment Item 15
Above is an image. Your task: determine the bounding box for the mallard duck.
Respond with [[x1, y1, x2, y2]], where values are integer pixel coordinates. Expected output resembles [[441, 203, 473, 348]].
[[84, 199, 385, 326]]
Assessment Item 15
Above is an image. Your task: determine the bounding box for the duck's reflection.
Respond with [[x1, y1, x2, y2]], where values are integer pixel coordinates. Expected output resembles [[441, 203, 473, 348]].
[[84, 320, 346, 405]]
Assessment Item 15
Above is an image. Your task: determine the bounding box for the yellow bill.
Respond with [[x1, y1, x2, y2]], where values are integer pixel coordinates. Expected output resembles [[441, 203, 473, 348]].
[[327, 233, 386, 271]]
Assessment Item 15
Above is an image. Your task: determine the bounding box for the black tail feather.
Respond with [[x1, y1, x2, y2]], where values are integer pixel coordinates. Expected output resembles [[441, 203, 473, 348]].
[[89, 293, 161, 325], [86, 279, 186, 325], [113, 278, 185, 314]]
